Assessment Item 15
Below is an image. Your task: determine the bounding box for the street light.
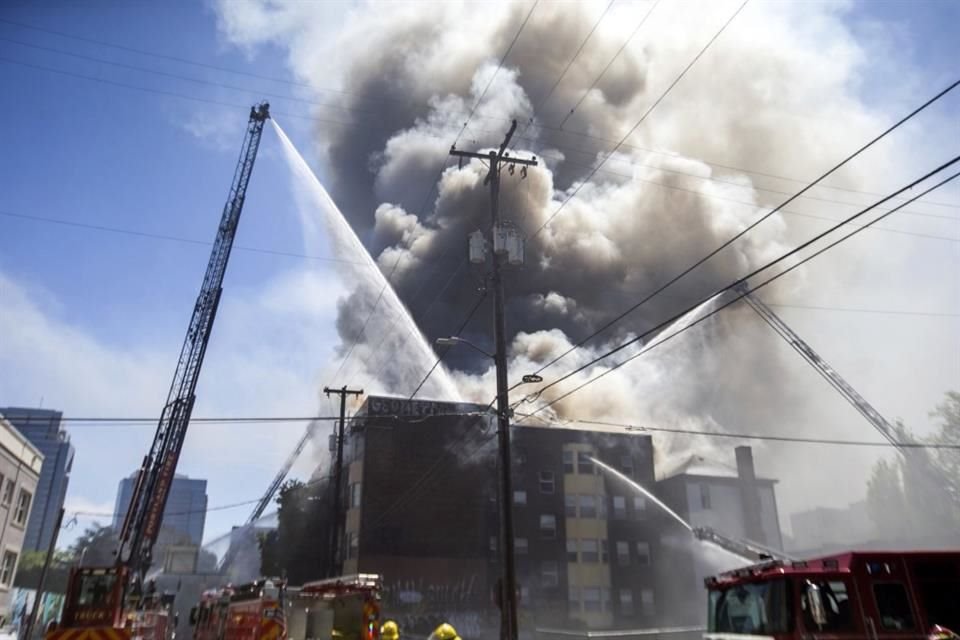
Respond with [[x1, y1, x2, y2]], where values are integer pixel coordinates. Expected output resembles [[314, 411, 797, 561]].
[[434, 336, 494, 359]]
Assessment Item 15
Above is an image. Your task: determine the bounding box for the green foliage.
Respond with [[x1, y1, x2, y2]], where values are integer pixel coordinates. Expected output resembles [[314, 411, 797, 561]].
[[866, 391, 960, 539], [259, 479, 330, 583]]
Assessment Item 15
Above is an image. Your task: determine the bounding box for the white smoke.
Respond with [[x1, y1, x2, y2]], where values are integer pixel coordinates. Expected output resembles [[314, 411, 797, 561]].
[[215, 0, 960, 524]]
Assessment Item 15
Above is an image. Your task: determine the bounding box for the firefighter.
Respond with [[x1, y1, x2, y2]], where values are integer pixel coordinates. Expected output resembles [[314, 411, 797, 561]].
[[381, 620, 399, 640], [428, 623, 460, 640]]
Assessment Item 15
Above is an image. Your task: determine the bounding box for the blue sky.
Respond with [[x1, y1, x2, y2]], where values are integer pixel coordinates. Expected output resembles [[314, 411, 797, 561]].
[[1, 1, 351, 547], [1, 0, 958, 549]]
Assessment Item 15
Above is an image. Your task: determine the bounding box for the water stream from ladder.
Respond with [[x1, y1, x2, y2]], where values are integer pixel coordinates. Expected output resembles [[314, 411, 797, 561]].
[[270, 120, 461, 401], [591, 457, 693, 531]]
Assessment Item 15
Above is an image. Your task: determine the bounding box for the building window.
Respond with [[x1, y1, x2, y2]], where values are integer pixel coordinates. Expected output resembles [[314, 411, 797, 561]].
[[0, 474, 5, 504], [489, 536, 497, 552], [577, 452, 594, 475], [620, 455, 635, 478], [636, 541, 651, 565], [568, 586, 580, 611], [619, 589, 634, 616], [581, 539, 599, 563], [601, 539, 609, 563], [640, 588, 656, 616], [566, 539, 578, 562], [540, 514, 557, 539], [0, 551, 17, 586], [700, 484, 711, 510], [350, 482, 362, 508], [602, 588, 612, 612], [513, 490, 527, 505], [346, 532, 358, 559], [598, 495, 607, 519], [563, 450, 575, 474], [2, 480, 13, 506], [565, 494, 577, 518], [541, 561, 559, 588], [616, 541, 630, 566], [579, 495, 597, 519], [613, 495, 627, 519], [14, 490, 31, 526], [515, 538, 529, 555], [583, 587, 601, 612], [539, 471, 555, 494]]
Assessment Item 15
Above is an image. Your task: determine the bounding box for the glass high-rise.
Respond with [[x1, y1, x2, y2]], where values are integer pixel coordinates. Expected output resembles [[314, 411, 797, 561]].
[[0, 407, 75, 553], [112, 473, 208, 546]]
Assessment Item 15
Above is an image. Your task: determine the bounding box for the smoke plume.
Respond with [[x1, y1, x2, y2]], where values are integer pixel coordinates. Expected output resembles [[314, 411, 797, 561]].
[[216, 0, 956, 518]]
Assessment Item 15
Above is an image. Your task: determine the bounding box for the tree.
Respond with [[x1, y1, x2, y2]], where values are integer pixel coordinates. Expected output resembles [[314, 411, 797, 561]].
[[866, 391, 960, 541]]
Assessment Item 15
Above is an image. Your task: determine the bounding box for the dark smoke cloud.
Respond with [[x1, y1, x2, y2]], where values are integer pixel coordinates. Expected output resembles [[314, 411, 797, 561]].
[[216, 0, 947, 518]]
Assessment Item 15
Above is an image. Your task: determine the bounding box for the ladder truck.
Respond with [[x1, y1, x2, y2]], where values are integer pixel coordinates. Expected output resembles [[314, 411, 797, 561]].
[[46, 102, 270, 640]]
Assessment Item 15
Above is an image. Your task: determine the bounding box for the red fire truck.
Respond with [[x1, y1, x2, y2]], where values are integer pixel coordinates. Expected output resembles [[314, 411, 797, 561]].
[[704, 550, 960, 640], [190, 579, 285, 640], [190, 574, 381, 640]]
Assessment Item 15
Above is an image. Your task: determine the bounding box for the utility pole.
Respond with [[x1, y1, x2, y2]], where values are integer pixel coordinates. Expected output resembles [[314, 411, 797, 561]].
[[22, 508, 64, 640], [323, 385, 363, 577], [450, 121, 536, 640]]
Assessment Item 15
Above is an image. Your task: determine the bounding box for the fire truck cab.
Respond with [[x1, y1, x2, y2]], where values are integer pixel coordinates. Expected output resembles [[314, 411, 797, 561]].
[[285, 574, 382, 640], [704, 551, 960, 640]]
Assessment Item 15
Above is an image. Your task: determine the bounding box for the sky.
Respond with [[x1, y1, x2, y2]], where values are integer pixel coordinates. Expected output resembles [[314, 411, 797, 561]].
[[0, 0, 958, 550]]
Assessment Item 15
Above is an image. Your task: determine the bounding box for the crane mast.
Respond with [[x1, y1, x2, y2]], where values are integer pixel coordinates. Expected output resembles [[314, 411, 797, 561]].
[[118, 102, 270, 577]]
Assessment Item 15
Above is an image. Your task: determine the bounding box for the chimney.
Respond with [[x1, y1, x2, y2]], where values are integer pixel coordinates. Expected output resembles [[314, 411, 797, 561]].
[[735, 446, 765, 544]]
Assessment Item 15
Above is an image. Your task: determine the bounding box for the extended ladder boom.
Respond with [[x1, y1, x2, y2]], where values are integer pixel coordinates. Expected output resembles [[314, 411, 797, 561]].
[[118, 103, 270, 575], [733, 282, 904, 450], [693, 526, 793, 563]]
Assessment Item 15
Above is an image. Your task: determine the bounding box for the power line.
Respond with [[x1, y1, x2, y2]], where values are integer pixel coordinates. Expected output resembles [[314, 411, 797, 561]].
[[521, 164, 960, 418], [525, 77, 960, 379], [5, 49, 953, 228], [70, 497, 263, 520], [557, 0, 662, 129], [764, 301, 960, 318], [543, 417, 960, 449], [532, 0, 749, 238], [518, 0, 617, 138], [409, 290, 488, 400]]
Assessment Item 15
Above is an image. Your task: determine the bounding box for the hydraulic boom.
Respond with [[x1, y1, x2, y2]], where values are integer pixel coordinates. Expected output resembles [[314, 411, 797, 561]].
[[118, 103, 271, 577]]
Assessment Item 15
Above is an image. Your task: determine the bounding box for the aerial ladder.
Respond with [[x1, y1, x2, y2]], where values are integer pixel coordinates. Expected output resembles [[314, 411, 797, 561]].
[[46, 102, 270, 640], [692, 526, 794, 563], [218, 421, 318, 574], [731, 282, 949, 512]]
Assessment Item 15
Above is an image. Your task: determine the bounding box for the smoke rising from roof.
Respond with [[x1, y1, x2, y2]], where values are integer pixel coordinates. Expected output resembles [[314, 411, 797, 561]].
[[216, 0, 958, 520]]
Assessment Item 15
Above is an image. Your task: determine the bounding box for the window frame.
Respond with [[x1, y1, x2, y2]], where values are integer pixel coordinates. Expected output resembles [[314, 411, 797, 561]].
[[513, 490, 528, 506], [1, 479, 13, 506], [539, 514, 558, 539], [619, 588, 635, 616], [0, 549, 18, 586], [539, 471, 556, 494], [616, 540, 630, 566], [514, 537, 529, 555], [576, 452, 595, 475], [578, 494, 597, 519], [563, 450, 575, 474], [581, 539, 599, 563], [636, 541, 651, 566], [541, 561, 560, 588], [14, 489, 31, 526]]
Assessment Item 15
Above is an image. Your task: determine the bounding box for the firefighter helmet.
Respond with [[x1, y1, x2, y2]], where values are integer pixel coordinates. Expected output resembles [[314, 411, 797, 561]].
[[929, 625, 960, 640], [429, 624, 460, 640], [381, 621, 399, 640]]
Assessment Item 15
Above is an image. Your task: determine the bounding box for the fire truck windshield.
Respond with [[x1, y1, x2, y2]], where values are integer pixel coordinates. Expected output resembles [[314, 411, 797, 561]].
[[74, 573, 118, 608], [708, 579, 792, 635]]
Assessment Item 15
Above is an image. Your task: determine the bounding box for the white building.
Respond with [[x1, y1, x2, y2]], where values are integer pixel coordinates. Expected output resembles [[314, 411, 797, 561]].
[[0, 413, 44, 623]]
